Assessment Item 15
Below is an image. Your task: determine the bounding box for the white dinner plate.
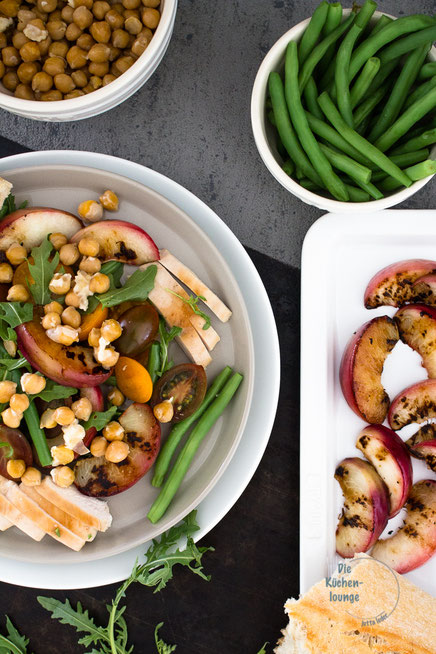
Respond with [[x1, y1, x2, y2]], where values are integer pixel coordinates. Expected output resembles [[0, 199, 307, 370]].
[[300, 211, 436, 598], [0, 151, 280, 589]]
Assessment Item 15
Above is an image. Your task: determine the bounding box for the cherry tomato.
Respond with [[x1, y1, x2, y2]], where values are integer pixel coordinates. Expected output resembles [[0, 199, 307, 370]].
[[115, 356, 153, 403], [78, 303, 108, 341], [0, 425, 33, 479], [151, 364, 207, 422], [115, 304, 159, 357]]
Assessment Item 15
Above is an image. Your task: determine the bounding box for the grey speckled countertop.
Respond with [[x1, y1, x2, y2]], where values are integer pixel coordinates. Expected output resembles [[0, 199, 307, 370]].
[[1, 0, 435, 268]]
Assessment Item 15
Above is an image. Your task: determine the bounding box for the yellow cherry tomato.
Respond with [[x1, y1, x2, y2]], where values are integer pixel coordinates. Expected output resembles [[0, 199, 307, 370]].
[[115, 356, 153, 403]]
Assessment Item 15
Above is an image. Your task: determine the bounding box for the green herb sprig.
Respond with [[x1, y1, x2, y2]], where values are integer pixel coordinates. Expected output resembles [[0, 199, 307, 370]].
[[96, 266, 157, 308], [32, 379, 77, 403], [157, 319, 182, 377], [82, 406, 118, 432], [0, 194, 27, 220], [256, 643, 268, 654], [27, 236, 60, 305], [154, 624, 176, 654], [0, 303, 33, 342], [165, 290, 211, 330], [85, 261, 124, 314], [0, 616, 30, 654]]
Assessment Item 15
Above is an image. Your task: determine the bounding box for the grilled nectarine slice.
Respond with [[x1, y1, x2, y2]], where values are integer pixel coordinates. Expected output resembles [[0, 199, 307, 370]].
[[412, 273, 436, 306], [388, 379, 436, 430], [395, 304, 436, 377], [372, 480, 436, 573], [364, 259, 436, 308], [0, 207, 82, 250], [335, 457, 390, 558], [406, 425, 436, 473], [340, 316, 399, 424]]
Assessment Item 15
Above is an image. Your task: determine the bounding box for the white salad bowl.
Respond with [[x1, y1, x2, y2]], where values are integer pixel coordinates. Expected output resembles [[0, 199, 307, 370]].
[[251, 9, 436, 213], [0, 0, 177, 121], [0, 162, 255, 565]]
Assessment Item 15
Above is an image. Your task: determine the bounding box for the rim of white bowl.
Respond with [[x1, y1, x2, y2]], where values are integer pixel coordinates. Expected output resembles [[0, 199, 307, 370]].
[[251, 9, 436, 212], [0, 0, 177, 121]]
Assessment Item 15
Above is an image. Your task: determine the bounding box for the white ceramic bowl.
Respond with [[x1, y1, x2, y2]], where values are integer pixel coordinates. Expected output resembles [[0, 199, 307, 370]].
[[0, 0, 177, 121], [251, 9, 436, 212]]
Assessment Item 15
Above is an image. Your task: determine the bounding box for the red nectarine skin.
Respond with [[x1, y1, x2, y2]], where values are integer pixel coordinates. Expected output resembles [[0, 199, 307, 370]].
[[413, 273, 436, 307], [372, 480, 436, 573], [340, 316, 399, 424], [335, 457, 390, 558], [364, 259, 436, 309], [356, 424, 413, 517], [71, 220, 159, 265], [395, 304, 436, 377], [80, 387, 104, 451], [0, 207, 82, 250], [406, 426, 436, 472], [388, 379, 436, 430]]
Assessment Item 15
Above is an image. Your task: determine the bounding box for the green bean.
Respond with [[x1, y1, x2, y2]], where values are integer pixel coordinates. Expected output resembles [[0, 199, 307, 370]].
[[335, 0, 377, 127], [299, 13, 356, 92], [295, 165, 304, 179], [286, 42, 349, 201], [282, 159, 295, 177], [389, 127, 436, 154], [371, 149, 429, 181], [379, 24, 436, 65], [353, 85, 388, 129], [343, 184, 371, 202], [349, 15, 435, 82], [319, 143, 372, 184], [24, 401, 52, 467], [368, 43, 430, 143], [269, 72, 323, 187], [374, 84, 436, 151], [306, 111, 373, 166], [367, 57, 400, 95], [368, 14, 393, 37], [303, 77, 324, 119], [418, 62, 436, 80], [267, 109, 276, 126], [350, 57, 380, 108], [151, 366, 233, 488], [318, 91, 412, 187], [378, 159, 436, 192], [148, 372, 243, 523], [316, 2, 342, 78], [146, 341, 161, 384], [351, 177, 383, 199], [404, 76, 436, 110], [298, 1, 329, 65], [299, 178, 322, 193]]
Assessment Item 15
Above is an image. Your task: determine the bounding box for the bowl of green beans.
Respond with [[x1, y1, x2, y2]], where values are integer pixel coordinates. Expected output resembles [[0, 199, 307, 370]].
[[251, 1, 436, 210]]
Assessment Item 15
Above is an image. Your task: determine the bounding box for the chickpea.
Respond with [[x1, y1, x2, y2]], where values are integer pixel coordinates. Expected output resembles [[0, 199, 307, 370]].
[[6, 459, 26, 479], [0, 61, 4, 79], [41, 310, 61, 329], [101, 318, 122, 342], [0, 34, 6, 49], [78, 236, 99, 257], [37, 0, 57, 13], [71, 396, 92, 420], [48, 271, 71, 294], [23, 18, 48, 42], [44, 300, 62, 314], [2, 46, 20, 67], [141, 7, 159, 28], [21, 466, 42, 486], [49, 9, 62, 21], [87, 60, 107, 76], [123, 0, 141, 8], [59, 242, 79, 265], [54, 72, 75, 93], [0, 381, 16, 403], [46, 19, 66, 40], [90, 436, 108, 457], [76, 32, 94, 51], [17, 8, 36, 26], [61, 5, 74, 23], [12, 32, 30, 50], [112, 54, 134, 75], [72, 5, 92, 29], [102, 73, 116, 86], [79, 256, 101, 274], [53, 406, 75, 425], [108, 387, 124, 406], [3, 340, 16, 357], [88, 327, 101, 347], [93, 0, 110, 19], [40, 89, 62, 100], [89, 272, 110, 294], [104, 8, 124, 29], [142, 0, 160, 6], [125, 15, 142, 35], [51, 445, 74, 464], [21, 372, 46, 394], [88, 75, 102, 90], [0, 0, 19, 17], [19, 40, 41, 62], [0, 263, 13, 283], [64, 89, 84, 98], [153, 400, 174, 423], [123, 8, 139, 19], [108, 45, 121, 61], [49, 231, 67, 249], [77, 199, 103, 222], [103, 420, 124, 441], [7, 284, 29, 302], [75, 0, 93, 8], [40, 408, 56, 428], [10, 393, 30, 413], [112, 3, 124, 13], [111, 28, 129, 49], [65, 21, 82, 41], [99, 189, 119, 211], [95, 345, 119, 368], [6, 242, 27, 265], [61, 305, 81, 328], [71, 68, 87, 87], [1, 407, 22, 428], [17, 61, 40, 83], [46, 324, 79, 344], [64, 291, 81, 308], [105, 440, 129, 463], [32, 70, 53, 91], [38, 36, 52, 56], [49, 39, 68, 57], [66, 44, 87, 68], [90, 20, 111, 43], [88, 42, 109, 62], [51, 465, 74, 488]]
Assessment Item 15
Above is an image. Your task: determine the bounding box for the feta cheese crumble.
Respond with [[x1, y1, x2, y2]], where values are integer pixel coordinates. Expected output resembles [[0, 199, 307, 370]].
[[61, 419, 86, 451], [73, 270, 93, 311]]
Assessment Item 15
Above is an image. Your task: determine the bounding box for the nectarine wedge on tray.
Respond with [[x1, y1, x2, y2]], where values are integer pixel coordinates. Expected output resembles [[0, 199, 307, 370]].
[[395, 304, 436, 377], [364, 259, 436, 309], [389, 379, 436, 430], [413, 273, 436, 307], [406, 425, 436, 473]]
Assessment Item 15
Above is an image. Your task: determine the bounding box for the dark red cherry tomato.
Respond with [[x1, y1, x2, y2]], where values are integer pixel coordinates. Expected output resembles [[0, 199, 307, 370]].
[[0, 426, 33, 479], [115, 304, 159, 357], [151, 363, 207, 422]]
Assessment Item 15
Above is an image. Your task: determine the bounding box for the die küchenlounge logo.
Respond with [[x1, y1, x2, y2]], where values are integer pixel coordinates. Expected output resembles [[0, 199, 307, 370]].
[[325, 558, 400, 626]]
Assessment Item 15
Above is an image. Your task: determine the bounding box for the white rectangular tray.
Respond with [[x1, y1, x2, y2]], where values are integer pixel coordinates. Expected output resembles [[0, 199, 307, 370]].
[[300, 210, 436, 597]]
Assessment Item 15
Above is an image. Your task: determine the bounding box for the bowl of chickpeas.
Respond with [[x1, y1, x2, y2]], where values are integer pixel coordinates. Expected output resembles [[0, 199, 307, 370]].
[[0, 0, 176, 120]]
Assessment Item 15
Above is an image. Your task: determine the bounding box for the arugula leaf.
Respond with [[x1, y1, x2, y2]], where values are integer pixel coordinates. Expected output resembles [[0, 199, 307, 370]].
[[82, 406, 118, 432], [33, 379, 77, 403], [154, 624, 176, 654], [84, 262, 124, 315], [27, 236, 60, 305], [36, 598, 107, 650], [256, 644, 268, 654], [0, 357, 29, 372], [96, 265, 157, 308], [0, 194, 27, 220], [0, 616, 29, 654], [0, 443, 13, 459], [157, 319, 182, 377], [0, 303, 33, 330], [165, 289, 211, 330]]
